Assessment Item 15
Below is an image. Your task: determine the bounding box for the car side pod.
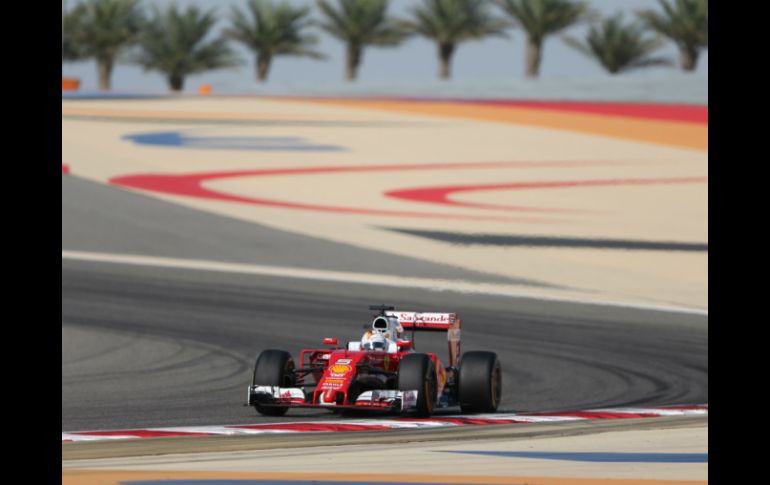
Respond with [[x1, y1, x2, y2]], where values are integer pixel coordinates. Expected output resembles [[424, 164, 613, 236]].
[[397, 340, 413, 350]]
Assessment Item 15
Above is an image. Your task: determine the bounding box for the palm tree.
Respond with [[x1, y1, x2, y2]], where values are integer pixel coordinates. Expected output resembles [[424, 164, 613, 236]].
[[406, 0, 509, 80], [636, 0, 707, 71], [563, 13, 672, 75], [317, 0, 409, 81], [62, 0, 144, 89], [62, 1, 85, 62], [134, 4, 239, 92], [495, 0, 590, 78], [226, 0, 324, 82]]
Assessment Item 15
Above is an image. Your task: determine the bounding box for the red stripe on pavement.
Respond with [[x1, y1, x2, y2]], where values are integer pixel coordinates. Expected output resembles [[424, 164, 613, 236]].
[[385, 177, 707, 213], [383, 97, 709, 124], [110, 161, 612, 223], [63, 404, 708, 443], [457, 100, 708, 125], [278, 96, 708, 124]]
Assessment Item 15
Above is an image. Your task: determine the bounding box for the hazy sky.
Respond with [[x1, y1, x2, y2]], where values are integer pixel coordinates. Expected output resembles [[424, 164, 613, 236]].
[[62, 0, 709, 93]]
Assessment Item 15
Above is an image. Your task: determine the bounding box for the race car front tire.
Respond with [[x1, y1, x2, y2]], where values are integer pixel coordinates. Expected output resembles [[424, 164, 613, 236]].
[[398, 353, 437, 417], [458, 351, 501, 413], [252, 349, 295, 416]]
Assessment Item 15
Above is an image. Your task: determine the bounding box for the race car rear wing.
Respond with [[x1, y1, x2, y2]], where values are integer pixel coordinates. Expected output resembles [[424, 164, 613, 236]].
[[385, 310, 461, 367], [386, 311, 458, 330]]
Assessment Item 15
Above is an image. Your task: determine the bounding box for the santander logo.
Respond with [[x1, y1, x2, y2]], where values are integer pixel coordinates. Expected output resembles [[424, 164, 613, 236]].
[[396, 312, 453, 323]]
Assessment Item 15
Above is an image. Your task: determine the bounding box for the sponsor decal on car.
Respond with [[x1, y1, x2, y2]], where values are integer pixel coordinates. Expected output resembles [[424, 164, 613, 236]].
[[321, 378, 345, 389], [395, 312, 454, 323], [330, 363, 352, 374], [321, 389, 339, 404], [401, 390, 419, 411]]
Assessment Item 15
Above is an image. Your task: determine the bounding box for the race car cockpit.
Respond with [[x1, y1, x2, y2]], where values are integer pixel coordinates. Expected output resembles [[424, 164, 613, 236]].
[[351, 315, 405, 353]]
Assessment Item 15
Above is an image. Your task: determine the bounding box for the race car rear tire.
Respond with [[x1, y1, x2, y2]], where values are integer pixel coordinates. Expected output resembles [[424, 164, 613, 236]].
[[398, 353, 437, 417], [458, 351, 501, 413], [252, 349, 295, 416]]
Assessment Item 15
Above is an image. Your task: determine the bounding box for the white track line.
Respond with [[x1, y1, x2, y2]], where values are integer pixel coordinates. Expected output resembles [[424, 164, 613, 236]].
[[62, 250, 707, 316]]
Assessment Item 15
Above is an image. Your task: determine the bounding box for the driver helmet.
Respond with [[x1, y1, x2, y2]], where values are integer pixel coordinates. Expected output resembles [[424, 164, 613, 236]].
[[361, 330, 387, 351], [372, 316, 404, 340]]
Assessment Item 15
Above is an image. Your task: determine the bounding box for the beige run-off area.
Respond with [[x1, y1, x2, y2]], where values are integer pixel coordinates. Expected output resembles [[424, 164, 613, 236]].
[[62, 96, 708, 311], [62, 421, 708, 485]]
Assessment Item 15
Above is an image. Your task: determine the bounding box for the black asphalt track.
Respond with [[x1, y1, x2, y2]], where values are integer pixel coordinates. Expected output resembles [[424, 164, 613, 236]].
[[62, 177, 707, 432]]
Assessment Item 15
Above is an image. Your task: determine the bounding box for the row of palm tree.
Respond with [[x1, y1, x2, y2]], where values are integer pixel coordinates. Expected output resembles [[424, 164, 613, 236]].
[[62, 0, 708, 92]]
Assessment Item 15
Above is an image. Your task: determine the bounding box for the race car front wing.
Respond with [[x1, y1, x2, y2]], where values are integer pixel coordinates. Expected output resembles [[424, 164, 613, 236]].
[[246, 385, 419, 412]]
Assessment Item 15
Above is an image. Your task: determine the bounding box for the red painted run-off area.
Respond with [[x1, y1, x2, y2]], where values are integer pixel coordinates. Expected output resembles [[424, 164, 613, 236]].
[[394, 98, 708, 124], [280, 95, 708, 124]]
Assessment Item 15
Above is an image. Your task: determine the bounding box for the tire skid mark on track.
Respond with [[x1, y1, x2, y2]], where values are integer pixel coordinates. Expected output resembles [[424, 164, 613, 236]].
[[62, 261, 707, 432]]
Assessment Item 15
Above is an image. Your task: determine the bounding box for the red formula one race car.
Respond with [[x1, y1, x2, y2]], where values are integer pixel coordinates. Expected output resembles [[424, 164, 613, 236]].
[[246, 305, 501, 417]]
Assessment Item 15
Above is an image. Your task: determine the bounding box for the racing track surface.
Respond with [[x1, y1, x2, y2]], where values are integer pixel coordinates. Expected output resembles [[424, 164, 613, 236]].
[[62, 176, 708, 432]]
